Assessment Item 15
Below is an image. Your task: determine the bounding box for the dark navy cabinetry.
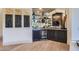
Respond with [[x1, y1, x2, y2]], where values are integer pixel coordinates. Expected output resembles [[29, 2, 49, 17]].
[[33, 29, 67, 43], [33, 30, 41, 41], [47, 29, 67, 43]]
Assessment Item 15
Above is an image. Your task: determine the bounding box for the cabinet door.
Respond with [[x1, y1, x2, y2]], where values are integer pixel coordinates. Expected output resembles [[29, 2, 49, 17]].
[[55, 30, 67, 43], [47, 30, 55, 40], [33, 30, 41, 41]]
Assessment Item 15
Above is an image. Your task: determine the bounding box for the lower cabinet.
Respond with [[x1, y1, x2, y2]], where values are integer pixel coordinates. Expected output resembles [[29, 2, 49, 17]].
[[33, 30, 41, 41], [47, 30, 67, 43], [55, 30, 67, 43], [47, 30, 56, 41], [33, 29, 67, 43]]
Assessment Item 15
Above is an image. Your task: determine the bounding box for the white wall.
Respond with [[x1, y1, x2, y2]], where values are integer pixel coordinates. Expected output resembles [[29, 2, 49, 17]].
[[3, 9, 32, 46], [0, 14, 2, 38], [0, 9, 3, 38], [3, 28, 32, 45], [70, 8, 79, 51], [71, 8, 79, 41]]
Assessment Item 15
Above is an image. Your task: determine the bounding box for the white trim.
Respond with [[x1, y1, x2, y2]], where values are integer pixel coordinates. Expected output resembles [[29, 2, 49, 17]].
[[67, 9, 72, 45]]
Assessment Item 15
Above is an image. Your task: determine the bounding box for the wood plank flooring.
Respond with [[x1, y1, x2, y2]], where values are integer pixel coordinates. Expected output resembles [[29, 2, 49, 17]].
[[0, 40, 69, 51], [12, 40, 69, 51]]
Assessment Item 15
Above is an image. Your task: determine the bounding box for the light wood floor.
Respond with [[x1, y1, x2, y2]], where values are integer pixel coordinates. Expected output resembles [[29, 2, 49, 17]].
[[0, 40, 69, 51], [12, 40, 69, 51]]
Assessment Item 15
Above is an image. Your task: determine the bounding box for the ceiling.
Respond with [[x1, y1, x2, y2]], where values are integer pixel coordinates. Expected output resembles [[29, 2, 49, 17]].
[[32, 8, 55, 13]]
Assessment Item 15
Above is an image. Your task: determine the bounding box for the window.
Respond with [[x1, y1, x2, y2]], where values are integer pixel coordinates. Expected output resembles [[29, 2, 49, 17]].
[[24, 15, 30, 27], [5, 14, 13, 28], [5, 14, 30, 28], [15, 15, 22, 27]]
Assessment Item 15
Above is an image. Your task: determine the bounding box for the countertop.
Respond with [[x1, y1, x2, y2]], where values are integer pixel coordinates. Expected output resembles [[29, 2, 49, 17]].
[[33, 28, 67, 31]]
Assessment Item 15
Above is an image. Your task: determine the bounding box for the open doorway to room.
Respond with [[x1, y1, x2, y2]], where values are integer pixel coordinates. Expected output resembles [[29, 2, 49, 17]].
[[32, 8, 68, 43], [31, 8, 70, 51]]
